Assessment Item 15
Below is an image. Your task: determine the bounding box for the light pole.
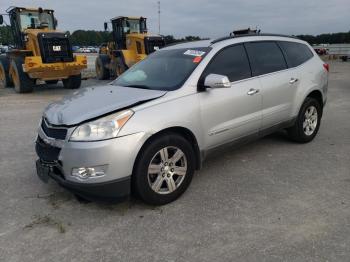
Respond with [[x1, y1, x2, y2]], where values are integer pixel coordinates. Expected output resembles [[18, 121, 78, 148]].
[[158, 1, 160, 35]]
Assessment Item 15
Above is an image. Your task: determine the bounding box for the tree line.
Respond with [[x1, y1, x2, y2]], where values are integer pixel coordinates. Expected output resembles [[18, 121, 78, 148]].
[[297, 32, 350, 45], [1, 25, 350, 46], [0, 26, 13, 45], [0, 25, 206, 46]]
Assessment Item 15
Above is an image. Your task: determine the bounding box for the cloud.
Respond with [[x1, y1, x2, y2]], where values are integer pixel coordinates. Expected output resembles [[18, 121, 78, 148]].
[[3, 0, 350, 37]]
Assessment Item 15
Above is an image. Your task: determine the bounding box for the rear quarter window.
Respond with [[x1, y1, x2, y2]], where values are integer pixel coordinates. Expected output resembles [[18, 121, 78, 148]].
[[245, 41, 287, 76], [278, 41, 314, 68]]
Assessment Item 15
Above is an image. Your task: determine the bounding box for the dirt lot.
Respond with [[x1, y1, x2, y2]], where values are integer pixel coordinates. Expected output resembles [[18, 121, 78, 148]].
[[0, 61, 349, 262]]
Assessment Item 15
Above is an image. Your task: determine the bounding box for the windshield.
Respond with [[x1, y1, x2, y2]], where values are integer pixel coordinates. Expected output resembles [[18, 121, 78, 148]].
[[19, 10, 54, 30], [124, 19, 140, 34], [113, 47, 211, 91]]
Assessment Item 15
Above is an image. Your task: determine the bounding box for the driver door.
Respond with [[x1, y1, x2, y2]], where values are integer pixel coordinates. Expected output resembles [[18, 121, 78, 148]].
[[198, 44, 262, 149]]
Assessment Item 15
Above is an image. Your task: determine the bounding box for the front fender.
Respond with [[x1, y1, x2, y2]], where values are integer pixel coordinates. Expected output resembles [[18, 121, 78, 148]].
[[118, 94, 204, 148]]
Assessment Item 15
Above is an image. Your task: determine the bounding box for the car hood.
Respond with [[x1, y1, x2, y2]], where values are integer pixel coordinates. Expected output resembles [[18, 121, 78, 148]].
[[43, 84, 167, 126]]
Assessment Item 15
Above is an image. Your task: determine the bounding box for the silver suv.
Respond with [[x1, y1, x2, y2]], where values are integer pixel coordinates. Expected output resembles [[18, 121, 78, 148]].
[[35, 34, 329, 205]]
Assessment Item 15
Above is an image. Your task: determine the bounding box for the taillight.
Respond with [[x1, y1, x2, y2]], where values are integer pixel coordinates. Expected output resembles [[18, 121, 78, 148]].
[[323, 63, 329, 72]]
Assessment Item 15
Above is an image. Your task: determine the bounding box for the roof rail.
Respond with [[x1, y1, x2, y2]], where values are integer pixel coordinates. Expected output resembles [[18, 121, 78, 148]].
[[211, 33, 298, 44]]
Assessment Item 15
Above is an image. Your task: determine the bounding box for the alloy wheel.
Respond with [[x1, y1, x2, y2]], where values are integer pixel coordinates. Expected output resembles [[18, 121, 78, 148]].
[[303, 105, 318, 136], [147, 146, 187, 195]]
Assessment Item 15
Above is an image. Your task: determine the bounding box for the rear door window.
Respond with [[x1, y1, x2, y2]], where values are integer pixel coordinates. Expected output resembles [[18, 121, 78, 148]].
[[278, 41, 314, 68], [203, 44, 251, 82], [245, 42, 287, 76]]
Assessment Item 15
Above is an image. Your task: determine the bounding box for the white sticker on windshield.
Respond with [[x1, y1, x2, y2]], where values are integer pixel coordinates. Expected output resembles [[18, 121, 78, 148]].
[[184, 50, 206, 57]]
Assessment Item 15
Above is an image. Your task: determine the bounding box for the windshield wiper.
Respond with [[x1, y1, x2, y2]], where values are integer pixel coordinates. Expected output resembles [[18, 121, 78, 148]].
[[124, 84, 152, 90]]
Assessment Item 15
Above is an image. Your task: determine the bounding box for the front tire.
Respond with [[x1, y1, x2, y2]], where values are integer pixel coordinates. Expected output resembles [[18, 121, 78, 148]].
[[62, 74, 81, 89], [10, 57, 34, 93], [287, 97, 322, 143], [133, 133, 195, 205]]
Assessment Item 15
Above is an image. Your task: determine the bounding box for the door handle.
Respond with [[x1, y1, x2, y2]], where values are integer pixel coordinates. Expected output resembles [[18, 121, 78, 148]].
[[289, 78, 298, 84], [247, 88, 259, 95]]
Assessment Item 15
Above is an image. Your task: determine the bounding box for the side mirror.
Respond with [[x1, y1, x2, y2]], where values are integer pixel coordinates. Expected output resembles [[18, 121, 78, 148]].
[[204, 74, 231, 88], [54, 18, 58, 28], [104, 22, 108, 31], [0, 15, 3, 25]]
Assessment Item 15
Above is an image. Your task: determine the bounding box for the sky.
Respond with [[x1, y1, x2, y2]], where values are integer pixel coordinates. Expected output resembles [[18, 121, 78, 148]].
[[2, 0, 350, 38]]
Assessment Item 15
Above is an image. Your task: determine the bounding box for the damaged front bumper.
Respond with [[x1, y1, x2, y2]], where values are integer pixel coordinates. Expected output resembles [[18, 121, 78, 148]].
[[35, 159, 131, 202], [34, 120, 148, 202]]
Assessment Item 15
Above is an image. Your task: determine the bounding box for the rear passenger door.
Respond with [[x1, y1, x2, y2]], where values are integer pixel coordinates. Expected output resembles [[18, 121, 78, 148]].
[[199, 44, 262, 149], [245, 41, 298, 129]]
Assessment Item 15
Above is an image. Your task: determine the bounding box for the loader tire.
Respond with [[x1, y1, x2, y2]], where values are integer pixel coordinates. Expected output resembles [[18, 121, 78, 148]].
[[10, 57, 34, 93], [63, 74, 81, 89], [116, 57, 127, 77], [0, 56, 13, 87], [95, 54, 110, 80]]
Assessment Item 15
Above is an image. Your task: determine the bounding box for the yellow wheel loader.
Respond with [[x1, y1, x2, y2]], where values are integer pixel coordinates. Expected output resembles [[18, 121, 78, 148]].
[[0, 7, 87, 93], [95, 16, 165, 80]]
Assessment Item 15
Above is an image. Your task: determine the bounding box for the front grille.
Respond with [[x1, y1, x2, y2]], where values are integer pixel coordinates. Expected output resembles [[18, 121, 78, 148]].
[[37, 33, 74, 63], [144, 37, 166, 55], [41, 119, 67, 140], [35, 136, 61, 162]]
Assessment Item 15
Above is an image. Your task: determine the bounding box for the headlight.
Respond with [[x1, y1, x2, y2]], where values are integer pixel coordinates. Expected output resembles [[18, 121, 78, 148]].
[[70, 109, 134, 141]]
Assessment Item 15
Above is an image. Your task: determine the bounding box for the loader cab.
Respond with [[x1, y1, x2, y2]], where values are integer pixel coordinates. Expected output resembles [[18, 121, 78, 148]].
[[96, 16, 165, 80], [6, 7, 56, 49], [110, 16, 147, 50]]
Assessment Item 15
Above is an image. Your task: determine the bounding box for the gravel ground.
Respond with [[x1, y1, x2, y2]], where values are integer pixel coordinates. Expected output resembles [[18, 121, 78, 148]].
[[0, 61, 349, 262]]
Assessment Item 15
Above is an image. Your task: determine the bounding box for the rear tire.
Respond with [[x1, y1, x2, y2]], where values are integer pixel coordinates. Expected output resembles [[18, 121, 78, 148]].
[[287, 97, 322, 143], [95, 54, 110, 80], [10, 57, 34, 93], [62, 74, 81, 89], [45, 80, 59, 85], [0, 56, 13, 87], [133, 133, 195, 205]]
